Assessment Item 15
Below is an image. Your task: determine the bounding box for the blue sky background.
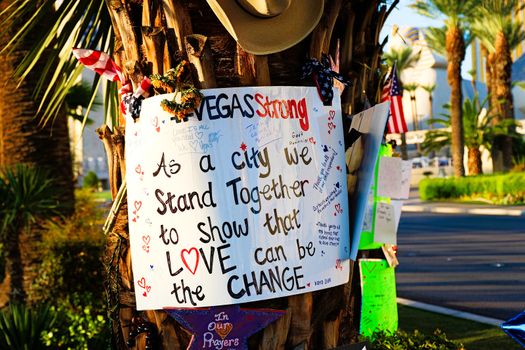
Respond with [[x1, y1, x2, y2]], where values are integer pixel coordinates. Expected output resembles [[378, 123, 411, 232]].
[[380, 0, 473, 79]]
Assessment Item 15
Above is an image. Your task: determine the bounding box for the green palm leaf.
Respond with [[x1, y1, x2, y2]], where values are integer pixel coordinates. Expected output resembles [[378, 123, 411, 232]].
[[0, 303, 56, 350], [383, 47, 421, 73], [470, 0, 525, 52], [0, 164, 62, 235], [0, 0, 113, 127]]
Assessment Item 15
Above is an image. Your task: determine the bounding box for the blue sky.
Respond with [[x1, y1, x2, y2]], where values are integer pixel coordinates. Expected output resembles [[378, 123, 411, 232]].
[[381, 0, 473, 79]]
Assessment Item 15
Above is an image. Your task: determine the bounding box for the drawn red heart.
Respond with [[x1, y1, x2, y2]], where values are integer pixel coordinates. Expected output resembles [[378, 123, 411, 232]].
[[132, 217, 137, 222], [143, 292, 147, 297], [142, 245, 150, 253], [134, 201, 142, 211], [135, 165, 142, 174], [146, 285, 151, 293], [329, 110, 336, 119], [215, 323, 233, 339], [138, 277, 146, 289], [181, 248, 199, 275], [142, 235, 150, 244], [156, 126, 160, 132]]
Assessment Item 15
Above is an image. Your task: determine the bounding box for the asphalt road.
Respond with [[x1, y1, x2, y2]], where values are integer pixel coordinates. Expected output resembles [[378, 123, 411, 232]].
[[396, 213, 525, 321]]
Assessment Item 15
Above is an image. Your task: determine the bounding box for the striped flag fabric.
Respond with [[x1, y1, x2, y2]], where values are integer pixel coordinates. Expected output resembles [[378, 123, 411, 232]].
[[383, 64, 408, 134], [405, 27, 420, 44], [73, 48, 125, 83], [73, 48, 153, 120]]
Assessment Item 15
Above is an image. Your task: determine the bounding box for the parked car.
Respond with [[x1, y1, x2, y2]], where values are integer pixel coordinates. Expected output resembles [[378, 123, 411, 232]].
[[411, 156, 430, 168]]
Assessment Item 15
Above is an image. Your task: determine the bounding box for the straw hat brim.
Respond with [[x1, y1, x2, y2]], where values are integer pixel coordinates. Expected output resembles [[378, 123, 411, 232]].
[[206, 0, 324, 55]]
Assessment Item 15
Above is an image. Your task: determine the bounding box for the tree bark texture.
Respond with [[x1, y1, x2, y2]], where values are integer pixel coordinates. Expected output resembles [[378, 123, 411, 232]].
[[101, 0, 395, 348], [491, 31, 514, 172], [0, 0, 75, 305], [467, 147, 483, 176], [445, 26, 465, 177], [0, 1, 74, 210]]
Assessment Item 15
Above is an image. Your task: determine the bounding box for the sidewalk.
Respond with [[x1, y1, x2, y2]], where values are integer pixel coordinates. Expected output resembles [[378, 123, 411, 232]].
[[402, 188, 525, 216]]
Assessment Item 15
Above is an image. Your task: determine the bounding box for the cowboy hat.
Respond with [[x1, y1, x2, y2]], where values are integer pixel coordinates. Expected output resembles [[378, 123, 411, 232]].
[[206, 0, 324, 55]]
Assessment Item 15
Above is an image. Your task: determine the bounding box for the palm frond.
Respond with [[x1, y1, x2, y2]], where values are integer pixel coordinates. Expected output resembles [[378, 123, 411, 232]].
[[421, 129, 451, 154], [383, 46, 421, 74], [0, 0, 113, 127], [410, 0, 479, 26], [0, 164, 62, 235], [421, 83, 436, 93], [0, 303, 56, 350], [423, 26, 447, 56], [470, 0, 525, 52]]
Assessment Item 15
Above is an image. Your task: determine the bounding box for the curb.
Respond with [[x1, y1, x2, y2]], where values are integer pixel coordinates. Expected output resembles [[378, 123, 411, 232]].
[[402, 205, 525, 217], [397, 297, 504, 327]]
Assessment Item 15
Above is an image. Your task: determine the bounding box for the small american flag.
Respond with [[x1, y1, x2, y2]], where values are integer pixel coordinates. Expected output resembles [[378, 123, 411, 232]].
[[73, 48, 125, 83], [382, 63, 408, 134]]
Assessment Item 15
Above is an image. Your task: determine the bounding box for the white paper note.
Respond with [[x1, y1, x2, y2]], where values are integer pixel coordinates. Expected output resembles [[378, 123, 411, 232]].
[[377, 157, 402, 198], [373, 202, 397, 244], [398, 160, 413, 199]]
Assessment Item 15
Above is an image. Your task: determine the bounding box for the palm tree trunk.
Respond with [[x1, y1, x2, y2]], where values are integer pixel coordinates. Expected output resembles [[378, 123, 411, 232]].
[[481, 45, 492, 99], [0, 0, 74, 304], [428, 95, 433, 129], [102, 0, 394, 348], [491, 31, 514, 172], [4, 224, 25, 303], [410, 95, 418, 131], [467, 147, 483, 176], [400, 133, 409, 160], [446, 26, 465, 177]]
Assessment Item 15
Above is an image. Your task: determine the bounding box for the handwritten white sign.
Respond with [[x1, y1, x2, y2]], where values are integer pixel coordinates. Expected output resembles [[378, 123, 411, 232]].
[[373, 202, 397, 245], [377, 157, 402, 198], [399, 160, 413, 199], [125, 86, 350, 310], [377, 158, 412, 200]]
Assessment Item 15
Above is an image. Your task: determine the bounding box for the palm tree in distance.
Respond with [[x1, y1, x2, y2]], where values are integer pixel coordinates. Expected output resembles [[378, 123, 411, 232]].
[[383, 46, 421, 74], [403, 83, 420, 131], [422, 95, 519, 175], [0, 165, 61, 303], [423, 26, 447, 57], [421, 84, 436, 129], [411, 0, 479, 177], [470, 0, 525, 172], [382, 46, 420, 159]]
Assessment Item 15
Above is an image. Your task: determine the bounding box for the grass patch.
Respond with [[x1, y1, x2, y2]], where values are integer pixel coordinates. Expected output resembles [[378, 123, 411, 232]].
[[92, 190, 112, 202], [419, 172, 525, 205], [398, 305, 520, 350]]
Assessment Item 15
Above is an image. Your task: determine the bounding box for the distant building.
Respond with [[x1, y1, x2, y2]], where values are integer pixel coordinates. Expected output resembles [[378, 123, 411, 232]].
[[387, 26, 486, 134], [387, 26, 525, 174], [69, 70, 110, 189]]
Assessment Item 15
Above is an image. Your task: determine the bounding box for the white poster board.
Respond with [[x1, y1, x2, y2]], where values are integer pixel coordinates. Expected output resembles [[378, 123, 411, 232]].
[[346, 103, 389, 259], [125, 86, 350, 310]]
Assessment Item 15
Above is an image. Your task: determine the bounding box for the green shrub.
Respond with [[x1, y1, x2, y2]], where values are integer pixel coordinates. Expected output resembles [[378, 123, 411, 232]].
[[419, 172, 525, 204], [83, 171, 100, 190], [42, 301, 110, 350], [0, 303, 56, 350], [29, 189, 108, 349], [31, 190, 105, 304], [365, 329, 464, 350]]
